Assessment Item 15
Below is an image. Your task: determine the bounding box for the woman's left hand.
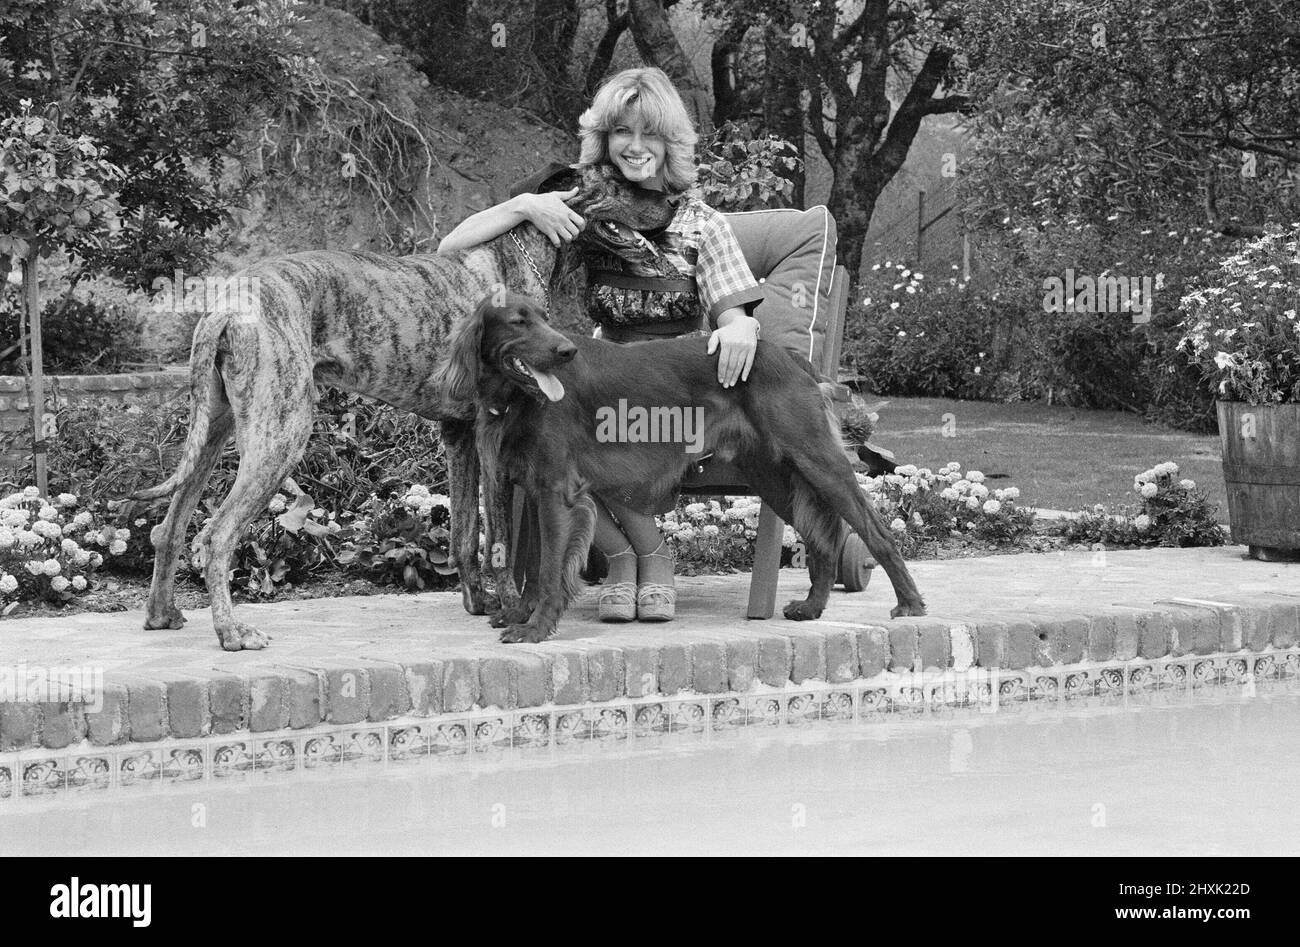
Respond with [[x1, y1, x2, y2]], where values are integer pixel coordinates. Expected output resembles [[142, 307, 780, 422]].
[[707, 314, 761, 388]]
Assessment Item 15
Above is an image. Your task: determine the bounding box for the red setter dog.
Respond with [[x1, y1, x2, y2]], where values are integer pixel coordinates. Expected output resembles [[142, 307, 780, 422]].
[[437, 293, 927, 643]]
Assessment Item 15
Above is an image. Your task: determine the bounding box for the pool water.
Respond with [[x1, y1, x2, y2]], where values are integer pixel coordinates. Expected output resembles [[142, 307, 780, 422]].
[[3, 689, 1297, 856]]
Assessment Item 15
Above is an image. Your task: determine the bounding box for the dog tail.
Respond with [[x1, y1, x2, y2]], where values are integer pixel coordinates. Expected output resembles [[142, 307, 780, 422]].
[[131, 314, 229, 501]]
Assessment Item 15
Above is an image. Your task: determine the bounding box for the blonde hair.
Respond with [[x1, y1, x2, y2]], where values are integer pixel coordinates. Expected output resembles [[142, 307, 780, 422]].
[[578, 67, 698, 193]]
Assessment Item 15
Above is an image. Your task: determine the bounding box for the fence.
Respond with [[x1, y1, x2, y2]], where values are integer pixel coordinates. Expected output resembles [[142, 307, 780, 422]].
[[863, 177, 969, 279]]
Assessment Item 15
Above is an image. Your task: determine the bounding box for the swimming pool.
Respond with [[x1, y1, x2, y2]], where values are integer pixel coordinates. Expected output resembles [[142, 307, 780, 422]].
[[4, 685, 1296, 856]]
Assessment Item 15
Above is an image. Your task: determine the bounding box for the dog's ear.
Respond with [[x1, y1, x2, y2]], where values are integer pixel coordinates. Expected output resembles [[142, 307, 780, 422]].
[[436, 296, 490, 409]]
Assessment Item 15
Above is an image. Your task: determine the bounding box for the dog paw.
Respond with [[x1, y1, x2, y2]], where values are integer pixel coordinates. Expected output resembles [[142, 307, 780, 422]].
[[890, 601, 927, 618], [144, 607, 186, 630], [499, 622, 554, 644], [489, 604, 534, 628], [782, 600, 823, 622], [218, 622, 272, 651]]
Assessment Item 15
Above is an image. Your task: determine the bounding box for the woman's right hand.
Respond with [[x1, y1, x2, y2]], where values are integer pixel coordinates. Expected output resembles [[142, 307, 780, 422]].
[[517, 188, 586, 246]]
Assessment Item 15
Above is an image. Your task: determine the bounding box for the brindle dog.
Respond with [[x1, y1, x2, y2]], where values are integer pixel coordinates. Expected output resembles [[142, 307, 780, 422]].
[[133, 165, 674, 651]]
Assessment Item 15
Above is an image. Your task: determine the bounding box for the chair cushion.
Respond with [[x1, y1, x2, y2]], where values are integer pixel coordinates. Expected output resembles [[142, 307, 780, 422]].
[[722, 206, 837, 369]]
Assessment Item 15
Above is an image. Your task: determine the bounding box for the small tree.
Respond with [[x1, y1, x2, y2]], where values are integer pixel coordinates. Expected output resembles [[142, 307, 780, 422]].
[[0, 101, 123, 495]]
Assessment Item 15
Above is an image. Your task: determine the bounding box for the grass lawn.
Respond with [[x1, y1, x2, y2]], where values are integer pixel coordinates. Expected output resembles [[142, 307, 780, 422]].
[[865, 396, 1227, 519]]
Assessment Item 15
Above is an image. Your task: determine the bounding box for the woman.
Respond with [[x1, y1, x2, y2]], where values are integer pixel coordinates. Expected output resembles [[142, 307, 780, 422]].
[[439, 67, 765, 622]]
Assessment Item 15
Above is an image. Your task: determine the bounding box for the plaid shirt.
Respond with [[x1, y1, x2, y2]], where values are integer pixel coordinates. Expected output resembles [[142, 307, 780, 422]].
[[585, 190, 766, 333]]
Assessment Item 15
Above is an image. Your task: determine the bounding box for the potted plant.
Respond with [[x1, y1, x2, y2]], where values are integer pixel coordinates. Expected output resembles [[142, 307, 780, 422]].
[[1178, 229, 1300, 561]]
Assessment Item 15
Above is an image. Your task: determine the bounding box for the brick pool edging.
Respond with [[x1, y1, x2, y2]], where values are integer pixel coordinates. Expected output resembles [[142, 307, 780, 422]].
[[1, 593, 1298, 796], [3, 646, 1298, 802]]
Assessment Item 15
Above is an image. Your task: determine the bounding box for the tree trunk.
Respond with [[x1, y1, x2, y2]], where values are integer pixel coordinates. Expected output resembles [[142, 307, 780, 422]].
[[827, 146, 881, 281], [763, 23, 805, 208], [530, 0, 583, 126], [627, 0, 711, 133], [711, 20, 750, 128], [586, 2, 629, 96]]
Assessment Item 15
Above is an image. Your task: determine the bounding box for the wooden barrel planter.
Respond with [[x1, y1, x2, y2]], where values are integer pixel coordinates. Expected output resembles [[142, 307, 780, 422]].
[[1217, 401, 1300, 561]]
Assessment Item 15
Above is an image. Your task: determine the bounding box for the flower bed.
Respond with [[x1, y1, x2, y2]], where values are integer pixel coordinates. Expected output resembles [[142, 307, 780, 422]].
[[0, 488, 128, 611]]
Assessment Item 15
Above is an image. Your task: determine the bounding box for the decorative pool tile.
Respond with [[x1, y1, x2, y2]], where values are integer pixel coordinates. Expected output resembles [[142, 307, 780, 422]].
[[254, 739, 296, 773], [3, 647, 1297, 806], [119, 749, 164, 786], [161, 747, 207, 782], [22, 757, 66, 796]]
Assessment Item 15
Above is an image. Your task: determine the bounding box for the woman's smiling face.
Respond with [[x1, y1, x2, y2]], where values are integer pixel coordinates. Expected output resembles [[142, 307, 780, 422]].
[[607, 114, 666, 187]]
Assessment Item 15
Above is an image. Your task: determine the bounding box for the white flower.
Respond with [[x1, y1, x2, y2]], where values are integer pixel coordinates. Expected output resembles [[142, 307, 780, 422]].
[[965, 497, 981, 510], [429, 493, 450, 508], [896, 464, 918, 477], [37, 505, 57, 521], [1134, 514, 1152, 531], [782, 525, 799, 546], [134, 517, 148, 527], [22, 486, 39, 498], [24, 560, 44, 575], [889, 517, 906, 532], [90, 553, 103, 567], [267, 493, 288, 513], [56, 493, 78, 507], [1140, 482, 1158, 498], [71, 575, 87, 591], [61, 538, 79, 555], [676, 525, 697, 541], [50, 576, 70, 593], [72, 550, 91, 567], [940, 487, 958, 501], [407, 484, 430, 497], [42, 558, 61, 576], [702, 524, 719, 538], [1179, 479, 1196, 490], [967, 470, 986, 483], [0, 527, 13, 549], [1003, 487, 1020, 501], [911, 512, 923, 526], [902, 483, 918, 495], [952, 479, 970, 493], [109, 540, 127, 555], [72, 511, 93, 528], [0, 573, 16, 594], [970, 483, 989, 499], [114, 528, 131, 542], [743, 528, 757, 540], [983, 499, 1002, 515], [16, 530, 40, 548]]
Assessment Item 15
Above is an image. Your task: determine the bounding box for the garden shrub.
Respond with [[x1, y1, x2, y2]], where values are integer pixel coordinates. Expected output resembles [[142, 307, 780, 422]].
[[658, 461, 1037, 568], [1061, 462, 1225, 548], [0, 489, 127, 608], [0, 284, 148, 375], [336, 485, 459, 592], [847, 215, 1233, 432], [1178, 228, 1300, 405]]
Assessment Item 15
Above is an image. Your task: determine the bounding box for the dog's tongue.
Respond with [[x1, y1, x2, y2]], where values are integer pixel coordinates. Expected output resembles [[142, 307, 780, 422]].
[[530, 367, 565, 402]]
